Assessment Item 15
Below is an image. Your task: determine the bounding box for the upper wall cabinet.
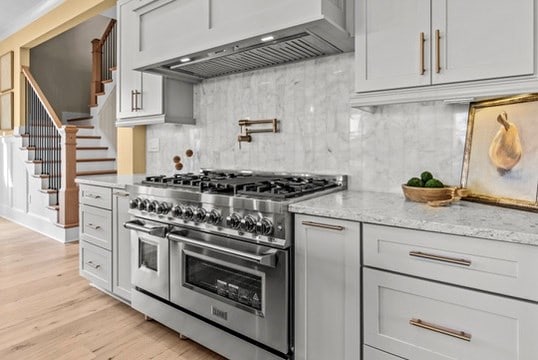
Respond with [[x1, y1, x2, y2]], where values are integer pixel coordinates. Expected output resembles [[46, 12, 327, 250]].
[[117, 0, 194, 126], [352, 0, 536, 106], [130, 0, 353, 70]]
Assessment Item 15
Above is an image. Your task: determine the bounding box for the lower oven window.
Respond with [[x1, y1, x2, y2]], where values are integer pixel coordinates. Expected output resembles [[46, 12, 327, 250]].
[[185, 256, 262, 311], [139, 240, 158, 271]]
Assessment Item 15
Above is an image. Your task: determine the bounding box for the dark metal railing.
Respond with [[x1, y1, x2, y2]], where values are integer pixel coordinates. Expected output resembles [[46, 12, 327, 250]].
[[101, 19, 117, 82], [24, 78, 61, 195]]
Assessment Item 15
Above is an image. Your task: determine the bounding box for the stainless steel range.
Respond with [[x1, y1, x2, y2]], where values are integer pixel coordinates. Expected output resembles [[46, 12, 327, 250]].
[[124, 170, 346, 360]]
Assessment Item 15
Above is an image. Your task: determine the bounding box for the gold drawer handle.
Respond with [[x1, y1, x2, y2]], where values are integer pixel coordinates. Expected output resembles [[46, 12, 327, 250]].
[[435, 29, 441, 73], [419, 32, 425, 75], [86, 261, 101, 270], [409, 251, 471, 266], [87, 223, 101, 230], [301, 221, 344, 231], [85, 194, 101, 199], [410, 318, 471, 342]]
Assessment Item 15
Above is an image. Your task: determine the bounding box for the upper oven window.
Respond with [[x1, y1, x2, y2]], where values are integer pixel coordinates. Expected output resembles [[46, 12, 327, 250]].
[[139, 240, 158, 271], [185, 255, 263, 311]]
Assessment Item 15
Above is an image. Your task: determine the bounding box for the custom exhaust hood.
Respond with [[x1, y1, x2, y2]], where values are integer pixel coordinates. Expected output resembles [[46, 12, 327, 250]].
[[137, 20, 354, 82]]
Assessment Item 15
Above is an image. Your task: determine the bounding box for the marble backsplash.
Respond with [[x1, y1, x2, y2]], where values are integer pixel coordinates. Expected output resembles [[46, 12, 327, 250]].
[[146, 53, 470, 193]]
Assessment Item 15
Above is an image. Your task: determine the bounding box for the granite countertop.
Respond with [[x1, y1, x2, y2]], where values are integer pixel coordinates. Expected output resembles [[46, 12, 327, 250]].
[[289, 190, 538, 246], [75, 174, 147, 189]]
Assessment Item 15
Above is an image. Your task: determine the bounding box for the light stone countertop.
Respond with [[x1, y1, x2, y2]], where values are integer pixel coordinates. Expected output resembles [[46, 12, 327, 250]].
[[289, 190, 538, 246], [75, 174, 147, 189]]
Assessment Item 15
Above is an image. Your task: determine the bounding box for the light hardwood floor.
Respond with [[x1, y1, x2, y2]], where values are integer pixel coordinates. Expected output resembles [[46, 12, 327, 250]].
[[0, 217, 225, 360]]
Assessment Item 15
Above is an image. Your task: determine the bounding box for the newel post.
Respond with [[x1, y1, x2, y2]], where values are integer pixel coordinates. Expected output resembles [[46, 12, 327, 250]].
[[90, 38, 102, 107], [58, 125, 79, 227]]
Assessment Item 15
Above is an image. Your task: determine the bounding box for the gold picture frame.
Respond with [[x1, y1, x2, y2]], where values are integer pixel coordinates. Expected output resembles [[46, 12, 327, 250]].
[[0, 92, 13, 130], [0, 51, 14, 92], [461, 94, 538, 212]]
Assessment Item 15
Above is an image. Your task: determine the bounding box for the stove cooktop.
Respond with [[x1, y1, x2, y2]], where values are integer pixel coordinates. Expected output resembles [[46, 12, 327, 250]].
[[140, 170, 344, 200]]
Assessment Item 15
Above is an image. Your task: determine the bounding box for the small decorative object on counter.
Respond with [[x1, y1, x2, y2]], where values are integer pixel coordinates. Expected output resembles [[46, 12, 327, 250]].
[[403, 171, 467, 206]]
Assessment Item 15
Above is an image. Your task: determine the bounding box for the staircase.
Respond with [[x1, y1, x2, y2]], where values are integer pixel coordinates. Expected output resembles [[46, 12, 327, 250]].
[[14, 19, 118, 230]]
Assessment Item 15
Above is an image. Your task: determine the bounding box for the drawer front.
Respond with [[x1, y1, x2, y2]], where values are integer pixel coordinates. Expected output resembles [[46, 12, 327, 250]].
[[364, 345, 405, 360], [363, 223, 538, 301], [80, 185, 112, 209], [363, 268, 538, 360], [80, 205, 112, 250], [80, 240, 112, 291]]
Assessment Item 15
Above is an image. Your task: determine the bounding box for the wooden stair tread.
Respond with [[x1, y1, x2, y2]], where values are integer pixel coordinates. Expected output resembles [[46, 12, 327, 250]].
[[102, 79, 113, 84], [39, 189, 58, 194], [76, 135, 101, 139], [89, 104, 98, 108], [75, 125, 95, 129], [96, 92, 105, 96], [32, 174, 60, 179], [109, 66, 117, 71], [26, 159, 60, 164], [77, 146, 109, 150], [76, 158, 116, 163], [47, 205, 59, 211], [67, 116, 92, 122], [76, 170, 117, 176]]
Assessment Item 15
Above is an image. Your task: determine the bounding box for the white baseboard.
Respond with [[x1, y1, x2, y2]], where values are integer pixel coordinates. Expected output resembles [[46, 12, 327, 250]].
[[0, 205, 78, 243]]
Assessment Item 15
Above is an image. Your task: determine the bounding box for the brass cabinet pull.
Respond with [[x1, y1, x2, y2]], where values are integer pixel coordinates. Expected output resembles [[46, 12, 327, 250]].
[[435, 29, 441, 73], [131, 90, 135, 112], [134, 90, 141, 111], [419, 32, 425, 75], [409, 251, 471, 266], [87, 223, 101, 230], [86, 261, 101, 270], [301, 221, 345, 231], [410, 318, 471, 342], [113, 191, 130, 197], [85, 193, 101, 199]]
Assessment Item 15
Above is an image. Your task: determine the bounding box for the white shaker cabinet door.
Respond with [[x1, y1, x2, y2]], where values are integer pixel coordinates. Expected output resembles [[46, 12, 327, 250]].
[[355, 0, 431, 92], [294, 215, 360, 360], [431, 0, 534, 84], [112, 191, 132, 301]]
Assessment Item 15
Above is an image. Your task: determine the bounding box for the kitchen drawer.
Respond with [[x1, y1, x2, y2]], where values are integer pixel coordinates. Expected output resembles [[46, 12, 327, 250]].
[[363, 268, 538, 360], [363, 223, 538, 301], [364, 345, 405, 360], [80, 184, 112, 210], [80, 205, 112, 250], [80, 240, 112, 291]]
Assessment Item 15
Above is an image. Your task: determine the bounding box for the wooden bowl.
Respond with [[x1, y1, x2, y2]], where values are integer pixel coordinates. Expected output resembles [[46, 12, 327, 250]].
[[401, 184, 458, 203]]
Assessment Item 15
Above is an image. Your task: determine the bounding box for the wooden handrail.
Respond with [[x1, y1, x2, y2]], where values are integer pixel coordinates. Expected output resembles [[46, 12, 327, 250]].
[[21, 66, 63, 130], [100, 19, 117, 44]]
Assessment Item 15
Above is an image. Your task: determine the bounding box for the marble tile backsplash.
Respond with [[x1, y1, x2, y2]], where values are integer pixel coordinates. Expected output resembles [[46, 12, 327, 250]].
[[146, 52, 470, 193]]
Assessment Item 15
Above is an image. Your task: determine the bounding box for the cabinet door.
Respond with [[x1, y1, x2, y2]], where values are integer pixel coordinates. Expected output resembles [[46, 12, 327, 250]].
[[355, 0, 431, 92], [112, 191, 132, 301], [118, 0, 163, 119], [432, 0, 534, 84], [294, 215, 360, 360]]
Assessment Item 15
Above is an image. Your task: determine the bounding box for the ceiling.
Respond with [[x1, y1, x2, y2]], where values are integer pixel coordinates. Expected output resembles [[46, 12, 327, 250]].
[[0, 0, 64, 42]]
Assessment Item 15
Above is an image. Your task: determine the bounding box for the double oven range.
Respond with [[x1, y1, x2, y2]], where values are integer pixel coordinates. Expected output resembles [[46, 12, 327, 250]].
[[124, 170, 346, 360]]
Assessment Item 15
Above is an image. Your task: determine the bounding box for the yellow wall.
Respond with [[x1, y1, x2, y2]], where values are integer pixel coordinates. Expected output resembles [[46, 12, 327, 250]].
[[0, 0, 146, 174]]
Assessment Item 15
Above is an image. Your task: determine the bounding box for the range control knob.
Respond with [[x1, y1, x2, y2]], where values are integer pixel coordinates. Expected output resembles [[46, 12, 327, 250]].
[[147, 201, 158, 213], [226, 213, 242, 229], [129, 198, 141, 209], [138, 199, 150, 211], [193, 208, 207, 223], [240, 215, 258, 233], [171, 205, 183, 218], [206, 209, 222, 225], [156, 202, 171, 215], [256, 218, 274, 236], [182, 206, 195, 221]]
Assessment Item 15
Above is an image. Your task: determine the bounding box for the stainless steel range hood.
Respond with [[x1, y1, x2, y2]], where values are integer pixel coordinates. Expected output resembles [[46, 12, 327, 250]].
[[137, 20, 354, 82]]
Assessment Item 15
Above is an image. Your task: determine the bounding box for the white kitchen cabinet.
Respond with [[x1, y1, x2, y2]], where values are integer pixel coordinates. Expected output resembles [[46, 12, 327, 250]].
[[112, 190, 131, 301], [294, 214, 360, 360], [79, 183, 131, 302], [363, 268, 538, 360], [130, 0, 352, 69], [117, 0, 194, 126], [353, 0, 536, 105]]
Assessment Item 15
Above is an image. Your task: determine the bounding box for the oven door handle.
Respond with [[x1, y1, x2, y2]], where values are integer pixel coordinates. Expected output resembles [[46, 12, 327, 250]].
[[124, 220, 168, 237], [168, 232, 277, 268]]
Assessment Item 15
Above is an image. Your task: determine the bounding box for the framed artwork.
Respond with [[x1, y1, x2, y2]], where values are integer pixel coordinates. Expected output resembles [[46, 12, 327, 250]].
[[461, 94, 538, 211], [0, 92, 13, 130], [0, 51, 14, 92]]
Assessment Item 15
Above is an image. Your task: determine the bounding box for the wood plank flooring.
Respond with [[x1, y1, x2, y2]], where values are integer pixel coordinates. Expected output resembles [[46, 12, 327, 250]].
[[0, 217, 225, 360]]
